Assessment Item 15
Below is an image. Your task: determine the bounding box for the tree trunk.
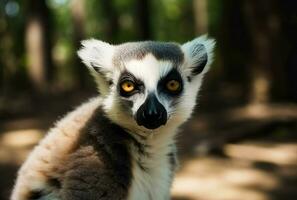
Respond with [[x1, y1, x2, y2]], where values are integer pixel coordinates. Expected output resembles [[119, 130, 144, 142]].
[[193, 0, 208, 35], [278, 0, 297, 102], [25, 0, 53, 93], [243, 0, 282, 104], [101, 0, 119, 41], [209, 0, 251, 108], [136, 0, 151, 40]]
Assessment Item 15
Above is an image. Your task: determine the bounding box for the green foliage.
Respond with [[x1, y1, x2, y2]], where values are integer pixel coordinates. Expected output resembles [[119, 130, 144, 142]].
[[152, 0, 195, 42]]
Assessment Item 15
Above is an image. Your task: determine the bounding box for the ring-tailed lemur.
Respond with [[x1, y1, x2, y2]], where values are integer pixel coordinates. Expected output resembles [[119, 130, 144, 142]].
[[11, 36, 215, 200]]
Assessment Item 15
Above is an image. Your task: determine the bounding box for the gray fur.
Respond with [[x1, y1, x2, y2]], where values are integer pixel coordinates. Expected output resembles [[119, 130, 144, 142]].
[[27, 106, 134, 200], [113, 41, 184, 67], [24, 105, 177, 200], [30, 192, 59, 200], [190, 44, 208, 75], [60, 107, 133, 200]]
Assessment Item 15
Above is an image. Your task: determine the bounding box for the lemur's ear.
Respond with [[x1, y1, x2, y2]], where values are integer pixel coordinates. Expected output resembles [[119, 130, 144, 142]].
[[181, 35, 215, 77], [78, 39, 114, 96]]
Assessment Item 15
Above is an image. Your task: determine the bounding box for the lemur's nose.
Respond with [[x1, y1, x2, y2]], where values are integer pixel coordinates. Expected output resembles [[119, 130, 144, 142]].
[[136, 94, 167, 129], [144, 97, 161, 117]]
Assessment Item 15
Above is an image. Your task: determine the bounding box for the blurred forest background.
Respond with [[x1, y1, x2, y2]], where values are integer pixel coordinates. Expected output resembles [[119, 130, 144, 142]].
[[0, 0, 297, 200]]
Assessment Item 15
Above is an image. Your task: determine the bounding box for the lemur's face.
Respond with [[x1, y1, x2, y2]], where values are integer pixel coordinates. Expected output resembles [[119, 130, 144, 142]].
[[78, 37, 215, 131], [116, 53, 183, 129]]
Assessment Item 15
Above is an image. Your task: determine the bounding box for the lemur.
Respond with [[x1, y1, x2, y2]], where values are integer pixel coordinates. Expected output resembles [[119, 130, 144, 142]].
[[11, 36, 215, 200]]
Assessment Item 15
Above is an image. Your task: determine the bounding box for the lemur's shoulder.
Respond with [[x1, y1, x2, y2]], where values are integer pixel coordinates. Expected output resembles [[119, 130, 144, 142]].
[[57, 103, 135, 200], [11, 97, 109, 200]]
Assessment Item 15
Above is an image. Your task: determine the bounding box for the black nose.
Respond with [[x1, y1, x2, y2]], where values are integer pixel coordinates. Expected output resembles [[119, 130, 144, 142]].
[[136, 94, 167, 129]]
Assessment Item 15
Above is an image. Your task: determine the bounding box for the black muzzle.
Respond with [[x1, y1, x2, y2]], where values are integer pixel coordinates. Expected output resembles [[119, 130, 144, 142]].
[[136, 94, 167, 129]]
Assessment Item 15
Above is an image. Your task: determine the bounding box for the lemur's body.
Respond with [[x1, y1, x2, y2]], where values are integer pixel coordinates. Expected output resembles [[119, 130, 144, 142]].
[[11, 36, 215, 200]]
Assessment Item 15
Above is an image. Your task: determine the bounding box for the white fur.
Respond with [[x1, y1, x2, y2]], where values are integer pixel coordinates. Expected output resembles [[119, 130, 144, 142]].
[[77, 40, 115, 96], [102, 36, 215, 200], [181, 35, 216, 76], [124, 54, 174, 115], [127, 127, 177, 200]]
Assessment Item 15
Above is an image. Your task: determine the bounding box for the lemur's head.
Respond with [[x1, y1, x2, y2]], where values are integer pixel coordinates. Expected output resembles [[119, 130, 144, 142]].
[[78, 36, 215, 133]]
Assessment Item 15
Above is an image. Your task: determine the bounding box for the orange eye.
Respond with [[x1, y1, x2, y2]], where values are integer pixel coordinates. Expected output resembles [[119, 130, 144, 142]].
[[121, 81, 135, 92], [166, 80, 180, 92]]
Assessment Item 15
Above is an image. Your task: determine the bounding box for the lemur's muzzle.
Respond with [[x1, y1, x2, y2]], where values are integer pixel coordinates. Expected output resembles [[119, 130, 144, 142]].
[[136, 94, 167, 130]]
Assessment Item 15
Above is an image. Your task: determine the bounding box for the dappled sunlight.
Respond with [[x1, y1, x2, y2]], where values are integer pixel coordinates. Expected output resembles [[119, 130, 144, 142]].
[[172, 141, 297, 200], [172, 174, 270, 200], [1, 129, 44, 148], [222, 169, 278, 189], [0, 129, 44, 165], [229, 104, 297, 121], [225, 143, 297, 166], [172, 158, 277, 200]]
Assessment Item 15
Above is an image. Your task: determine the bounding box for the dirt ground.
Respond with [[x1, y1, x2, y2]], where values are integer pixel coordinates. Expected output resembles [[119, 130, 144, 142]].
[[0, 95, 296, 200]]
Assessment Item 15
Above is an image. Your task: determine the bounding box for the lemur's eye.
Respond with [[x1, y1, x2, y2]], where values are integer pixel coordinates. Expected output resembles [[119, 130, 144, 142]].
[[121, 81, 135, 93], [166, 80, 180, 92]]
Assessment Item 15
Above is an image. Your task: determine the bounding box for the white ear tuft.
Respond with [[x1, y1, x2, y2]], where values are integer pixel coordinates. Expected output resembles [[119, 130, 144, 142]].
[[77, 39, 114, 73], [77, 39, 115, 96], [182, 35, 216, 76]]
